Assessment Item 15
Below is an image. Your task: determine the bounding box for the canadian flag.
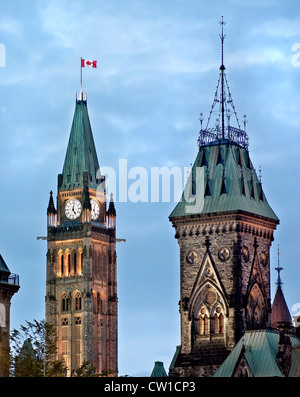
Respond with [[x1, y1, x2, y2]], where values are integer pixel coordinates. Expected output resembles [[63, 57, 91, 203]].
[[81, 59, 97, 68]]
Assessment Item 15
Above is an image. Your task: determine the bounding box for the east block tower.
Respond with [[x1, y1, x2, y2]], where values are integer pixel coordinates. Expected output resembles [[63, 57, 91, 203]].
[[169, 21, 279, 377], [45, 93, 117, 376]]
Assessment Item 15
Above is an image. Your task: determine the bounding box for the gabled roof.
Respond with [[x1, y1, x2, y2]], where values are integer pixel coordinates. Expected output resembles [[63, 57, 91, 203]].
[[170, 139, 279, 222], [59, 98, 102, 192], [213, 329, 300, 377]]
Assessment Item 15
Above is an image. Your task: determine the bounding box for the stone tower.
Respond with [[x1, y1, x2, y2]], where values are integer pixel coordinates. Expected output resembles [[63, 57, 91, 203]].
[[0, 254, 19, 376], [45, 92, 117, 376], [169, 20, 279, 377]]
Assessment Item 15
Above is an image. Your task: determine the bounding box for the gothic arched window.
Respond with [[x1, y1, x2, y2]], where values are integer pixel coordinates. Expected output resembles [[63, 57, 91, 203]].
[[214, 307, 224, 334], [73, 251, 77, 275], [199, 308, 210, 335], [60, 253, 64, 276], [246, 284, 267, 329], [61, 293, 69, 312], [74, 292, 82, 311]]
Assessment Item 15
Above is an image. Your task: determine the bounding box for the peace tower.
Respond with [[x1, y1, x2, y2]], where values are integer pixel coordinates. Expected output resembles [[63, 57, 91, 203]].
[[45, 91, 117, 376]]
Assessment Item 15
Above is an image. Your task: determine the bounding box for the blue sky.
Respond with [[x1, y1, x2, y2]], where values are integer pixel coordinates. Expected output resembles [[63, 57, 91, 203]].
[[0, 0, 299, 377]]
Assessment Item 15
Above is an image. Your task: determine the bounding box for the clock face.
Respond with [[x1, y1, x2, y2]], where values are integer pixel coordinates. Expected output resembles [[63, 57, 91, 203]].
[[65, 199, 82, 220], [91, 199, 100, 220]]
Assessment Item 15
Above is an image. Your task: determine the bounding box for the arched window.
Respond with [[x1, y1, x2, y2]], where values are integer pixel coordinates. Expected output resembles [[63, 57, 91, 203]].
[[214, 308, 224, 334], [199, 308, 210, 335], [246, 284, 266, 329], [60, 253, 64, 276], [204, 314, 209, 334], [61, 293, 69, 312], [219, 313, 224, 333], [67, 252, 71, 276], [77, 249, 83, 276], [74, 292, 82, 311], [214, 313, 219, 333], [197, 299, 226, 337], [73, 251, 77, 275]]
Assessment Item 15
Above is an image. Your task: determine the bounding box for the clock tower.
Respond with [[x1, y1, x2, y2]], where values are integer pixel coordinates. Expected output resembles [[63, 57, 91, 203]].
[[45, 92, 118, 376], [169, 20, 279, 377]]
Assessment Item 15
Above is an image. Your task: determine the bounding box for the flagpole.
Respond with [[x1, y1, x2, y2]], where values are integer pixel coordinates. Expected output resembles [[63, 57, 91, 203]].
[[80, 57, 83, 100]]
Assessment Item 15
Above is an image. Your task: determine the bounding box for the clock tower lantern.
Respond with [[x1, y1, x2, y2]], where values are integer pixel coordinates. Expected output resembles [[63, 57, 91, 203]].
[[45, 92, 118, 376]]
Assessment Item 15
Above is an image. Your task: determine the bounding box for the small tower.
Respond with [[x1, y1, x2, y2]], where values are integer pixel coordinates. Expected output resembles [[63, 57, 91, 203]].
[[169, 19, 279, 377], [107, 193, 116, 230], [47, 191, 56, 227], [0, 254, 20, 376], [270, 247, 293, 376], [270, 246, 292, 329], [45, 93, 118, 376]]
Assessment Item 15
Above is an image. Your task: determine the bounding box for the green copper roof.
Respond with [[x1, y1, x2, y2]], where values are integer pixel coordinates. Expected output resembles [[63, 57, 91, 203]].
[[150, 361, 167, 377], [213, 329, 300, 377], [170, 139, 279, 222], [59, 98, 102, 192]]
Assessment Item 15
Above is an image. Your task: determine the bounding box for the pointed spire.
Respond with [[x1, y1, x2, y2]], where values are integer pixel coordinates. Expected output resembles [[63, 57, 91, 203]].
[[271, 245, 292, 329], [275, 244, 283, 287], [47, 191, 56, 227], [47, 191, 56, 214], [107, 193, 116, 229], [58, 97, 102, 192], [198, 18, 249, 151], [219, 16, 226, 139]]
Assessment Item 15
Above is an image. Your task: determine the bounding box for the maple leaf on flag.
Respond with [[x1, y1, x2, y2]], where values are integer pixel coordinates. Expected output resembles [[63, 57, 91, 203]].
[[81, 59, 97, 68]]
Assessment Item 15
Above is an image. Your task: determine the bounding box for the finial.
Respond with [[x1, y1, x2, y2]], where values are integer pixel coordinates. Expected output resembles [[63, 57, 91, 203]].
[[219, 16, 226, 68], [199, 113, 204, 129], [275, 244, 283, 287], [226, 109, 231, 126], [219, 16, 226, 139], [197, 17, 249, 151], [243, 115, 248, 131]]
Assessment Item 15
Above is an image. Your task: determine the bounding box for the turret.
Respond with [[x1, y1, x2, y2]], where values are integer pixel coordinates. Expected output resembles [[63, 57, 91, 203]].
[[47, 191, 56, 227], [107, 193, 116, 229]]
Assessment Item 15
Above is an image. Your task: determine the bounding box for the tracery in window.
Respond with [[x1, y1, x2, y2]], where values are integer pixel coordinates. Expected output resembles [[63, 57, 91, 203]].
[[61, 293, 69, 312], [193, 285, 227, 338]]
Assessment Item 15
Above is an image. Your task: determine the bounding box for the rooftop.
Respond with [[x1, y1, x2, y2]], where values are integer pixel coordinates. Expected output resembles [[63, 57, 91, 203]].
[[170, 139, 279, 222], [59, 97, 102, 192]]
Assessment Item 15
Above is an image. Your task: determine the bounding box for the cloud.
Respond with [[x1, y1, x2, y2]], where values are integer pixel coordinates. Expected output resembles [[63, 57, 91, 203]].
[[0, 17, 23, 37], [252, 17, 300, 38]]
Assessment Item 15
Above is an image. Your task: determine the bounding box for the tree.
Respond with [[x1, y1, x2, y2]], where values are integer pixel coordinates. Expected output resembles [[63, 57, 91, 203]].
[[72, 361, 115, 377], [10, 319, 67, 377]]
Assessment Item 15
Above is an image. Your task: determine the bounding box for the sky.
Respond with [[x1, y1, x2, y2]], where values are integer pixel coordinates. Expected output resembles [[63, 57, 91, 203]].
[[0, 0, 299, 377]]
